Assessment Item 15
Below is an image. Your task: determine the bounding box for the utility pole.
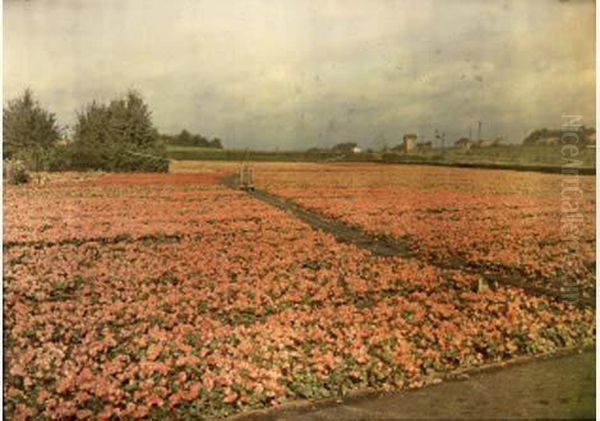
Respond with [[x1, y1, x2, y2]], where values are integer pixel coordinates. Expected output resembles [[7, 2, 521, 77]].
[[477, 121, 482, 141], [435, 129, 446, 151], [469, 126, 472, 141]]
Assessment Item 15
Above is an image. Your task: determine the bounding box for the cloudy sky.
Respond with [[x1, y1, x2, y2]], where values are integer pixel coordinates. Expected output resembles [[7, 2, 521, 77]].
[[4, 0, 596, 149]]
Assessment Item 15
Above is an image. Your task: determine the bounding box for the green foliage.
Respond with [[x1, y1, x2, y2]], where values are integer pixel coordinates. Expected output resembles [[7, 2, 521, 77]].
[[166, 145, 375, 162], [522, 128, 558, 145], [3, 159, 30, 185], [210, 137, 223, 149], [332, 142, 358, 152], [71, 91, 168, 172], [6, 146, 73, 172], [523, 126, 595, 145], [162, 129, 223, 149], [114, 150, 169, 172], [41, 145, 75, 171], [3, 88, 60, 163]]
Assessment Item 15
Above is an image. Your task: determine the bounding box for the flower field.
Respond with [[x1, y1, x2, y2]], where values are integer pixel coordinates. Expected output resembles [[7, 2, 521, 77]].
[[4, 163, 596, 419], [255, 163, 596, 300]]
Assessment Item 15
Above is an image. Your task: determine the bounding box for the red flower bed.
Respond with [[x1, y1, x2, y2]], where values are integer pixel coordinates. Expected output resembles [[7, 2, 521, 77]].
[[92, 173, 222, 186], [4, 176, 247, 244], [3, 169, 595, 419], [256, 163, 596, 299]]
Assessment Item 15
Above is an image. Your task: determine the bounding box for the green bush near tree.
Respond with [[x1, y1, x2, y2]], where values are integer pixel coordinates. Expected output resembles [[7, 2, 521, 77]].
[[3, 159, 30, 184]]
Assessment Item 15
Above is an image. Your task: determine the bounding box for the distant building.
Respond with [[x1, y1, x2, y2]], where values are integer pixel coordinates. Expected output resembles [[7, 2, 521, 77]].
[[352, 146, 362, 154], [402, 134, 417, 153]]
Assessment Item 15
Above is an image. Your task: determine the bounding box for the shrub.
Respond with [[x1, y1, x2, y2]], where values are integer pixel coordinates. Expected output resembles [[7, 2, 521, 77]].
[[114, 150, 169, 173], [4, 159, 30, 184], [41, 145, 75, 171]]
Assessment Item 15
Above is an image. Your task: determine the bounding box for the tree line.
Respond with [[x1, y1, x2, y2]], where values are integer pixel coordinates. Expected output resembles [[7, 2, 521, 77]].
[[3, 89, 224, 174], [522, 127, 595, 146], [160, 130, 223, 149]]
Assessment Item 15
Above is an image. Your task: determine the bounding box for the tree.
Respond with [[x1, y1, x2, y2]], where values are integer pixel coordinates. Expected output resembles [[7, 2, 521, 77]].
[[72, 90, 167, 172], [106, 91, 159, 150], [177, 129, 193, 146], [191, 134, 208, 147], [210, 137, 223, 149], [3, 88, 60, 162], [332, 142, 357, 152], [165, 130, 224, 148], [522, 128, 553, 145], [71, 101, 113, 169], [522, 126, 595, 146]]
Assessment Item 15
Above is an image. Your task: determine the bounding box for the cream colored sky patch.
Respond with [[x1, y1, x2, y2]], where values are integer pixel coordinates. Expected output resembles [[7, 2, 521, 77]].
[[4, 0, 595, 149]]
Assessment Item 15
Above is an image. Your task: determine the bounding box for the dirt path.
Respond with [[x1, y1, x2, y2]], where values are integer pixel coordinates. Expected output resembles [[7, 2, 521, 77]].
[[249, 188, 411, 257], [233, 350, 595, 420], [222, 175, 410, 257]]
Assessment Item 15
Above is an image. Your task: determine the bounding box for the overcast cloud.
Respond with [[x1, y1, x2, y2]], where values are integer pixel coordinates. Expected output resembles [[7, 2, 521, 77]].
[[4, 0, 595, 149]]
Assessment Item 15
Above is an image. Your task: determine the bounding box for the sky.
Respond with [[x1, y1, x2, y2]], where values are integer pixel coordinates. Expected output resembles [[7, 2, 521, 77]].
[[3, 0, 596, 150]]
